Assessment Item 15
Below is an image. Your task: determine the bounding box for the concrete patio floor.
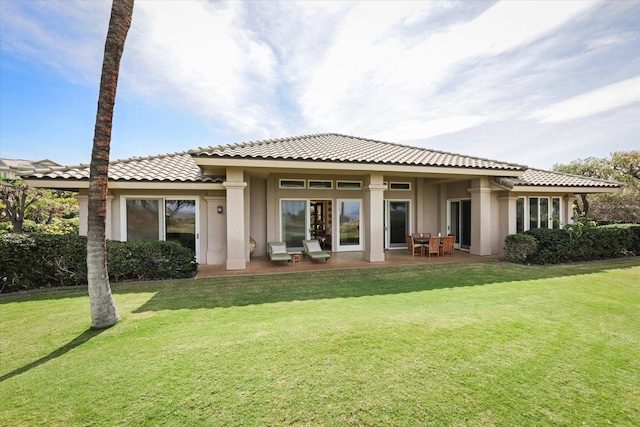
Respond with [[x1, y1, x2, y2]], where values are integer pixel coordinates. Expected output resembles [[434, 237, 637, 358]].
[[196, 249, 505, 278]]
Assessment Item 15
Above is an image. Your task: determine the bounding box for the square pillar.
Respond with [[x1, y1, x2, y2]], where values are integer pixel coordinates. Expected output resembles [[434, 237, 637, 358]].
[[364, 173, 386, 262], [224, 168, 247, 270], [468, 177, 492, 256], [498, 194, 519, 254]]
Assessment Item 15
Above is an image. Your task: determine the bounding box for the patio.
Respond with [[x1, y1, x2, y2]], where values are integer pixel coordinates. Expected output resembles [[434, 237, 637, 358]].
[[196, 249, 505, 278]]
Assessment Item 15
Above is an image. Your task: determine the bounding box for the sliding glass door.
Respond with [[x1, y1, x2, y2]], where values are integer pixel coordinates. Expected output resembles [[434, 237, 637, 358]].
[[337, 199, 362, 251], [281, 200, 307, 250], [385, 200, 409, 249], [448, 199, 471, 250]]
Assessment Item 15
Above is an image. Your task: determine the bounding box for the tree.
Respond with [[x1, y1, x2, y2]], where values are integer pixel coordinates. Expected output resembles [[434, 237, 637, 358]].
[[87, 0, 134, 329], [0, 179, 43, 233], [553, 150, 640, 223]]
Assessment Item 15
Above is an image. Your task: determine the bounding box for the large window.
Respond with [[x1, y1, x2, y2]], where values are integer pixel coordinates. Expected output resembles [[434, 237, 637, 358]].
[[123, 197, 197, 255], [518, 197, 561, 232]]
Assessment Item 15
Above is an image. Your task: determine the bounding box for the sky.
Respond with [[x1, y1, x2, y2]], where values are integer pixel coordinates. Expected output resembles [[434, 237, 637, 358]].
[[0, 0, 639, 170]]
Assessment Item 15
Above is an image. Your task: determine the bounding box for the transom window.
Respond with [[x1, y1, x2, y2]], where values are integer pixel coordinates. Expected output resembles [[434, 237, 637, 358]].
[[337, 181, 362, 190], [308, 180, 333, 189], [279, 179, 306, 189], [389, 182, 411, 191]]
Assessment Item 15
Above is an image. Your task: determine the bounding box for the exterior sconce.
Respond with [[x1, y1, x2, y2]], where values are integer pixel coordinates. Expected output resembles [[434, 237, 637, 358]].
[[217, 206, 223, 214]]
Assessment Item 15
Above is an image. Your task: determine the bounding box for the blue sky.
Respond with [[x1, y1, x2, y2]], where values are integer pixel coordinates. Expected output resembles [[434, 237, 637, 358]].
[[1, 0, 638, 170]]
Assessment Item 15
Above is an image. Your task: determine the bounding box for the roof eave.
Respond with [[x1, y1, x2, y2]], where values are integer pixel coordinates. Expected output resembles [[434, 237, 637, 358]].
[[193, 157, 524, 177], [510, 185, 621, 193], [22, 178, 224, 191]]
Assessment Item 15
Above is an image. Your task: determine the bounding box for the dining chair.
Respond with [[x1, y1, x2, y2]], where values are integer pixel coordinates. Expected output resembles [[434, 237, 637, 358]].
[[406, 235, 424, 257], [441, 235, 455, 257], [428, 236, 440, 258]]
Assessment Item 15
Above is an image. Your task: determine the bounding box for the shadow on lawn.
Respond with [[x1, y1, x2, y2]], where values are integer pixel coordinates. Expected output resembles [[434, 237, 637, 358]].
[[125, 258, 639, 313], [0, 328, 105, 383]]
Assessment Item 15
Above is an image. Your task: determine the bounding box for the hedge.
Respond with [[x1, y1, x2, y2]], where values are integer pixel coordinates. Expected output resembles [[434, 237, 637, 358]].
[[504, 226, 636, 265], [0, 234, 197, 293]]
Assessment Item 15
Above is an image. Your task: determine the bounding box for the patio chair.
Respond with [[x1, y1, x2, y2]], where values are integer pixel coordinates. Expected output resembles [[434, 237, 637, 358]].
[[302, 239, 331, 263], [428, 236, 440, 258], [406, 235, 424, 257], [267, 242, 292, 266], [441, 235, 455, 257]]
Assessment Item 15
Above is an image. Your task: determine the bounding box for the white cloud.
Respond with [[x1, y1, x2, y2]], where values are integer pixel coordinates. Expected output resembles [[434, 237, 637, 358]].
[[297, 0, 599, 138], [370, 116, 488, 142], [124, 1, 280, 136], [531, 76, 640, 123]]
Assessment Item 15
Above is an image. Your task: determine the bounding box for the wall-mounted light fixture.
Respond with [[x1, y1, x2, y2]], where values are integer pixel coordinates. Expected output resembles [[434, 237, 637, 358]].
[[217, 206, 224, 214]]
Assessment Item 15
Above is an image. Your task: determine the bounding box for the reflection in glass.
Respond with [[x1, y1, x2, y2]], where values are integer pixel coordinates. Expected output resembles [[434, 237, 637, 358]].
[[339, 200, 360, 246], [126, 199, 159, 242]]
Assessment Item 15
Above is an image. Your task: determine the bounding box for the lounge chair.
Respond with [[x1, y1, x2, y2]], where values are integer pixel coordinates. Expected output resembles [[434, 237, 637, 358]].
[[267, 242, 292, 266], [302, 239, 331, 263]]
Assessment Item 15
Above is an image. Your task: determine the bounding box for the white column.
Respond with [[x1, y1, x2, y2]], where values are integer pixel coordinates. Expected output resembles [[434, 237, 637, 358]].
[[224, 168, 247, 270]]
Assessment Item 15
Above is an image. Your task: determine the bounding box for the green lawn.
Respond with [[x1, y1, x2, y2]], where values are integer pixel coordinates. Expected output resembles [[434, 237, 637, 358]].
[[1, 259, 639, 426]]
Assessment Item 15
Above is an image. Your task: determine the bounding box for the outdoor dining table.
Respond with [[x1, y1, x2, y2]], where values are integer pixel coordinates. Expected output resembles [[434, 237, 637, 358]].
[[414, 235, 443, 244]]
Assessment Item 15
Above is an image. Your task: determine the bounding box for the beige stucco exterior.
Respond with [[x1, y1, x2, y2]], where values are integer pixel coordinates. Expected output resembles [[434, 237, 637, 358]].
[[67, 165, 593, 270], [24, 134, 619, 271]]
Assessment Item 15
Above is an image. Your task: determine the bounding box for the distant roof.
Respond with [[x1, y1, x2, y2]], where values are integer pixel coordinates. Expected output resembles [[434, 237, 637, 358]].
[[0, 158, 61, 172], [496, 168, 621, 189], [21, 152, 222, 183], [191, 133, 527, 171]]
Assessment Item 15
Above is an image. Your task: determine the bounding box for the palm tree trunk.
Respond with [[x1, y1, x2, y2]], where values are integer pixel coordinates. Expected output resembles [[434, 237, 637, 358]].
[[87, 0, 134, 329]]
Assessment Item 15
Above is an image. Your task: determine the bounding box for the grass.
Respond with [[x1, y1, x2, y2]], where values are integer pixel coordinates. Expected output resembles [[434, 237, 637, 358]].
[[1, 258, 639, 426]]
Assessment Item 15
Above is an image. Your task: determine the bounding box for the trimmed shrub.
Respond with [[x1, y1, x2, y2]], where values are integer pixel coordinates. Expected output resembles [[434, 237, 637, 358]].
[[505, 225, 636, 265], [504, 233, 537, 264], [524, 228, 573, 265], [0, 234, 197, 293]]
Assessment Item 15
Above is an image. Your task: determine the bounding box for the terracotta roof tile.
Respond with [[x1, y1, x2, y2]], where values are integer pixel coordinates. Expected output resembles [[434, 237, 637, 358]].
[[23, 152, 222, 183], [496, 169, 621, 188], [19, 133, 620, 191], [191, 133, 526, 171]]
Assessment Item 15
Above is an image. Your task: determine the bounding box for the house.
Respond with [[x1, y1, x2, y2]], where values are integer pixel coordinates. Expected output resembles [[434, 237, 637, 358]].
[[20, 133, 621, 270], [0, 158, 61, 179]]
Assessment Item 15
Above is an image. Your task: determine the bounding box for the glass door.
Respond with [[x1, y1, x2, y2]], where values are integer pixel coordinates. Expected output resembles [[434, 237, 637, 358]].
[[337, 199, 362, 251], [385, 200, 409, 249], [281, 200, 308, 250], [165, 200, 197, 253], [448, 199, 471, 250]]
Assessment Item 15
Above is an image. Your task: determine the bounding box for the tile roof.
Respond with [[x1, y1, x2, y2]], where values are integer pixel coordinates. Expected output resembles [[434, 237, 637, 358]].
[[22, 152, 222, 183], [496, 168, 621, 188], [19, 133, 620, 191], [191, 133, 527, 171]]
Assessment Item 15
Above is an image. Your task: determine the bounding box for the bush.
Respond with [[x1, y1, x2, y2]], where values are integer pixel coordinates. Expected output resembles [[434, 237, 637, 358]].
[[0, 234, 197, 293], [504, 233, 537, 264], [600, 224, 640, 255], [524, 228, 573, 265], [505, 225, 636, 265]]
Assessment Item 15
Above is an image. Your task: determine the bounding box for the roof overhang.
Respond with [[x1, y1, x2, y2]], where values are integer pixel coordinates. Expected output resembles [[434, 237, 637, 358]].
[[508, 186, 621, 193], [193, 157, 525, 178], [22, 179, 224, 191]]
